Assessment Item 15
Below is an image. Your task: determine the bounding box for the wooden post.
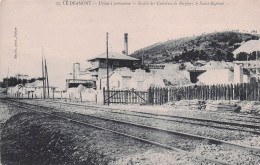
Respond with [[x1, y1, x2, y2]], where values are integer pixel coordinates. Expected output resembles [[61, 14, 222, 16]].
[[148, 87, 152, 105], [256, 81, 258, 101], [230, 84, 233, 100], [160, 88, 162, 105], [125, 90, 128, 104], [53, 88, 55, 100], [103, 87, 106, 105], [106, 32, 110, 106], [227, 84, 230, 100], [258, 81, 260, 101], [234, 84, 238, 100], [80, 91, 82, 103]]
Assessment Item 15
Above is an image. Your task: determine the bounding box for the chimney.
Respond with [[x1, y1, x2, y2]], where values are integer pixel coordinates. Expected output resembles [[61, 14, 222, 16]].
[[73, 62, 80, 79], [124, 33, 128, 56]]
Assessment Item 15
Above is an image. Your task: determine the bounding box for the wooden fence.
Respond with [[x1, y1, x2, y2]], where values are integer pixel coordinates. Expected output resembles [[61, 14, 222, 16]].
[[149, 81, 260, 105], [103, 88, 148, 104], [103, 81, 260, 105]]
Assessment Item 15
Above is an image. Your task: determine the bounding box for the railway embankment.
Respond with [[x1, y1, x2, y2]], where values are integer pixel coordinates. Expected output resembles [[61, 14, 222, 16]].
[[1, 111, 152, 164]]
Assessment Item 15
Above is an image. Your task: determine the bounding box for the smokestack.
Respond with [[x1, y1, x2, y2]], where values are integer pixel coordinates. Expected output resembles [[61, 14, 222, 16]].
[[124, 33, 128, 56], [73, 62, 80, 79]]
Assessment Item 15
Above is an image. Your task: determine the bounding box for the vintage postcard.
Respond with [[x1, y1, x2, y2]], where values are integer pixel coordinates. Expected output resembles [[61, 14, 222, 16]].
[[0, 0, 260, 164]]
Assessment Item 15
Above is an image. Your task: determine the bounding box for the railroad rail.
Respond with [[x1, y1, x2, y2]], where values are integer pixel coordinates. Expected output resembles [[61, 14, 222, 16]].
[[2, 98, 260, 164], [42, 100, 260, 126], [28, 99, 260, 135], [5, 97, 260, 119]]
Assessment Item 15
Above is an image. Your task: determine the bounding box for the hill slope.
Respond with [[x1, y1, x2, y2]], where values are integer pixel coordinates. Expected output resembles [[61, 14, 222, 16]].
[[131, 32, 259, 64]]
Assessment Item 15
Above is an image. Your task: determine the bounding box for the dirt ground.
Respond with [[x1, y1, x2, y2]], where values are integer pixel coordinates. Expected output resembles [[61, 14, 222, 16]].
[[0, 102, 200, 165]]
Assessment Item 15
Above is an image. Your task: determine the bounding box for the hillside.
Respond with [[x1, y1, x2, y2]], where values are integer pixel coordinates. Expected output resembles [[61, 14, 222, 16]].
[[131, 31, 259, 64]]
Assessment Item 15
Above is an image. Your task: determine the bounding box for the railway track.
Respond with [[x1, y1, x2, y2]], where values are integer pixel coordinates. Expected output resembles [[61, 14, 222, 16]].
[[43, 100, 260, 126], [39, 99, 260, 121], [7, 97, 260, 119], [29, 99, 260, 135], [2, 98, 260, 164], [9, 97, 260, 122]]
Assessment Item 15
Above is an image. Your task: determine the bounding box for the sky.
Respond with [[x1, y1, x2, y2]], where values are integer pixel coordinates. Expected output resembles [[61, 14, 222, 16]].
[[0, 0, 260, 88]]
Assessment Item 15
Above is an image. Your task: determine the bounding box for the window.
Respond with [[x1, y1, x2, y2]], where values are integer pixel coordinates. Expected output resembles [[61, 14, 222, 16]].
[[113, 61, 119, 67]]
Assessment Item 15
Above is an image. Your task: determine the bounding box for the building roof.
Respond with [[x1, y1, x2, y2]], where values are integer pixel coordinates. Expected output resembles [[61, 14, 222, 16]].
[[188, 61, 233, 71], [25, 80, 56, 88], [25, 80, 42, 88], [88, 52, 139, 61], [233, 40, 260, 55]]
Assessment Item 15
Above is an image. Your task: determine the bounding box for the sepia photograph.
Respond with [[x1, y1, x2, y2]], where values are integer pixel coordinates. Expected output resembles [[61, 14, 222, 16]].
[[0, 0, 260, 164]]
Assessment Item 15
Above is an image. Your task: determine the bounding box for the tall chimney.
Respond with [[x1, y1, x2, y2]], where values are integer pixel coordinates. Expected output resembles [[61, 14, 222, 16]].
[[124, 33, 128, 56], [73, 62, 80, 79]]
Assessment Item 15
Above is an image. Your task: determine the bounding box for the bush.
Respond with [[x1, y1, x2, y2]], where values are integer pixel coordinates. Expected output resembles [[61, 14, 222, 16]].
[[226, 52, 234, 61], [236, 52, 249, 61]]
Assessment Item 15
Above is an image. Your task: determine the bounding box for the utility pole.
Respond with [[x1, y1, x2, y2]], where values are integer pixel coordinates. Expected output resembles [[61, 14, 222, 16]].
[[106, 32, 110, 106], [142, 51, 144, 65], [257, 51, 259, 82], [6, 67, 9, 96], [45, 58, 50, 99], [42, 47, 46, 99]]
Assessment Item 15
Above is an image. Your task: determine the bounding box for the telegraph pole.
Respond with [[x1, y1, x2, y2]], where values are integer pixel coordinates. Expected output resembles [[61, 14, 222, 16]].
[[45, 58, 50, 99], [106, 32, 110, 105], [6, 67, 9, 96], [42, 48, 46, 99], [257, 51, 259, 82]]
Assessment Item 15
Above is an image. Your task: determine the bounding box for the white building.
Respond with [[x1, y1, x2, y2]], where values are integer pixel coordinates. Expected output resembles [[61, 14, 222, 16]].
[[233, 40, 260, 58], [100, 68, 167, 91], [7, 80, 58, 98], [66, 63, 95, 89], [197, 69, 234, 85]]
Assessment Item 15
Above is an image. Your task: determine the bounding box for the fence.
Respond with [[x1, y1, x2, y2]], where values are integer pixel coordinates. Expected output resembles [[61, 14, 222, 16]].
[[103, 88, 148, 104], [8, 91, 66, 100], [149, 81, 260, 105]]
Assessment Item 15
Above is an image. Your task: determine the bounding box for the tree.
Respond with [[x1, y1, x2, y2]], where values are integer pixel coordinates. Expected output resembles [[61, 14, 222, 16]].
[[183, 46, 187, 52], [198, 50, 209, 61], [248, 51, 258, 60], [29, 78, 36, 83], [236, 52, 249, 61], [22, 79, 28, 84], [213, 50, 226, 61], [226, 52, 234, 62], [209, 41, 219, 48], [179, 63, 186, 70]]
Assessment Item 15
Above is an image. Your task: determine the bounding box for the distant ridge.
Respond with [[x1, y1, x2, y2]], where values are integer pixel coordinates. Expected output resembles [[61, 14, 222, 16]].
[[130, 31, 259, 64]]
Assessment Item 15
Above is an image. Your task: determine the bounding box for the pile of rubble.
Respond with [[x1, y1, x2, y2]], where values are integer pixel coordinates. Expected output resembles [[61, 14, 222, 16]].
[[169, 100, 260, 114]]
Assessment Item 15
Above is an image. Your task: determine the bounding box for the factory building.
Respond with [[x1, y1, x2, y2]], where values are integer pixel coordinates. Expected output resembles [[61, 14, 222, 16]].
[[66, 63, 96, 89], [87, 33, 141, 90]]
